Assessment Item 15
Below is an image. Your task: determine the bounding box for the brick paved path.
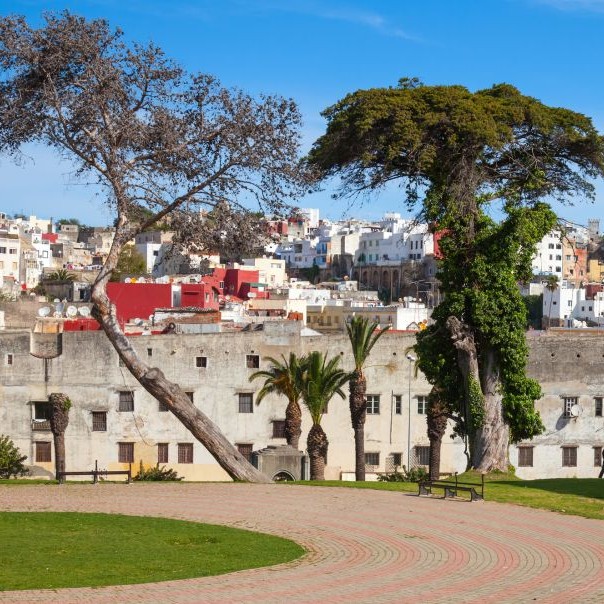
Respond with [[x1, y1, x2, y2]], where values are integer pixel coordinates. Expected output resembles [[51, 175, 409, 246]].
[[1, 483, 603, 603]]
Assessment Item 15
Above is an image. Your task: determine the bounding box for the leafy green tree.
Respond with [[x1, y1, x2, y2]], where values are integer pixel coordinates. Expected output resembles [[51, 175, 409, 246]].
[[297, 351, 350, 480], [110, 245, 148, 282], [249, 353, 306, 449], [0, 12, 308, 482], [345, 317, 388, 480], [309, 81, 604, 471], [0, 435, 28, 479]]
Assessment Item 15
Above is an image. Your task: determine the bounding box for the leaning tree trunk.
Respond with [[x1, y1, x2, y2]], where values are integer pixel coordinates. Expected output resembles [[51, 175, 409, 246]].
[[284, 400, 302, 450], [349, 370, 367, 481], [307, 423, 328, 480], [446, 316, 508, 472], [91, 229, 271, 483], [426, 388, 448, 480], [48, 392, 71, 481]]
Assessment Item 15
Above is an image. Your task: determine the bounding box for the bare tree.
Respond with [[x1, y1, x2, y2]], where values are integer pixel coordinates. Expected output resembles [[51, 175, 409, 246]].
[[0, 12, 310, 482]]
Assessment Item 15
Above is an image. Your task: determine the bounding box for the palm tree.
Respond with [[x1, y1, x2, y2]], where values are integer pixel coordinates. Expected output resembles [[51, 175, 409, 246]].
[[426, 386, 449, 480], [298, 351, 350, 480], [46, 269, 76, 282], [48, 392, 71, 482], [544, 275, 559, 329], [249, 353, 306, 449], [346, 316, 389, 481]]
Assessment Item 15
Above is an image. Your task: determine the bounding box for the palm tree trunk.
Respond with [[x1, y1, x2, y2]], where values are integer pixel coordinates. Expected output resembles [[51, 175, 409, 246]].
[[349, 372, 367, 481], [426, 389, 448, 480], [285, 400, 302, 449], [92, 230, 271, 483], [307, 424, 328, 480], [54, 432, 65, 480]]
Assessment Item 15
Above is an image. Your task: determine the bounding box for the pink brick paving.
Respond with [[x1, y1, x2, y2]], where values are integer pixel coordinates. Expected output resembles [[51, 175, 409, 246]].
[[1, 484, 603, 603]]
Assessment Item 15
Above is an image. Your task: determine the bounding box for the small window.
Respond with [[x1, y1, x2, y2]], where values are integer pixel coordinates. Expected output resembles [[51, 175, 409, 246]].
[[185, 391, 194, 403], [178, 443, 193, 464], [562, 397, 577, 418], [417, 396, 428, 415], [394, 395, 402, 415], [147, 348, 153, 357], [92, 411, 107, 432], [562, 446, 577, 467], [391, 452, 402, 468], [118, 391, 134, 412], [118, 442, 134, 463], [158, 443, 169, 464], [237, 443, 253, 463], [595, 397, 603, 417], [5, 353, 13, 366], [196, 356, 208, 368], [34, 401, 52, 420], [272, 420, 286, 439], [158, 400, 170, 412], [35, 441, 51, 462], [366, 395, 380, 415], [365, 452, 380, 467], [246, 354, 260, 369], [414, 446, 430, 466], [593, 446, 602, 467], [238, 393, 253, 413], [518, 446, 533, 467]]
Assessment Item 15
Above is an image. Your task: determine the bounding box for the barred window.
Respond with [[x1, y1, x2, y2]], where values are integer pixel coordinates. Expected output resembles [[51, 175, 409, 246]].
[[365, 452, 380, 467], [366, 395, 380, 415], [178, 443, 193, 464], [118, 442, 134, 463], [562, 397, 578, 418], [414, 446, 430, 466], [91, 411, 107, 432], [246, 354, 260, 369], [237, 443, 253, 464], [238, 393, 253, 413], [562, 446, 577, 467], [518, 447, 533, 467], [595, 397, 603, 417], [35, 441, 51, 462], [594, 446, 603, 467], [394, 395, 402, 415], [417, 396, 428, 415], [118, 391, 134, 412], [272, 420, 286, 439], [196, 356, 208, 368], [158, 443, 169, 464]]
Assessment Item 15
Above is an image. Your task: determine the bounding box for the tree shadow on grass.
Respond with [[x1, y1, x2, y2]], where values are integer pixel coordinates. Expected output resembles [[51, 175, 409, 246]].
[[495, 478, 604, 500]]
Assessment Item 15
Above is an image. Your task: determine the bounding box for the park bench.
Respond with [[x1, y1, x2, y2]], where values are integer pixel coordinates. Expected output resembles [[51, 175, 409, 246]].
[[418, 472, 484, 502], [57, 461, 132, 484]]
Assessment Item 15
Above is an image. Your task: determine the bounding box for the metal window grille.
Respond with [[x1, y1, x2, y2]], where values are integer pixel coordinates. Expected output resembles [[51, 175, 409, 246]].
[[393, 395, 402, 415], [518, 447, 534, 467], [237, 443, 253, 463], [238, 393, 253, 413], [414, 446, 430, 466], [178, 443, 193, 464], [417, 396, 428, 415], [91, 412, 107, 432], [366, 395, 380, 415], [158, 443, 169, 464], [562, 446, 577, 467], [594, 446, 603, 467], [118, 391, 134, 412], [272, 420, 286, 439], [595, 397, 603, 417], [118, 442, 134, 463], [196, 356, 207, 368], [562, 397, 577, 418], [365, 452, 380, 467], [386, 453, 402, 472], [246, 355, 259, 369], [35, 441, 51, 462]]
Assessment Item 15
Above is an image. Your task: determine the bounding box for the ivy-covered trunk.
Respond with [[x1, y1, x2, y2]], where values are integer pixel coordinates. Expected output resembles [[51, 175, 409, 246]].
[[307, 424, 328, 480], [284, 400, 302, 450], [48, 393, 71, 480], [349, 371, 367, 481], [447, 317, 508, 472]]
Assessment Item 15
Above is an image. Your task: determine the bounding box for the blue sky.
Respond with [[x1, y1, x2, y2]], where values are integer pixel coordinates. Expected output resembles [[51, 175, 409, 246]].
[[3, 0, 604, 226]]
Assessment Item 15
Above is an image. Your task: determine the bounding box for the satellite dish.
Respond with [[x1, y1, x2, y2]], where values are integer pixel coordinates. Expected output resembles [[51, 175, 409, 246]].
[[66, 305, 77, 317], [38, 306, 51, 317], [78, 307, 91, 317], [570, 404, 581, 417], [125, 278, 132, 283]]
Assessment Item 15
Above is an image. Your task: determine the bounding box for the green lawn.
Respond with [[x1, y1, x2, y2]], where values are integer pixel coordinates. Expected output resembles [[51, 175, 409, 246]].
[[0, 512, 304, 591], [296, 473, 604, 520]]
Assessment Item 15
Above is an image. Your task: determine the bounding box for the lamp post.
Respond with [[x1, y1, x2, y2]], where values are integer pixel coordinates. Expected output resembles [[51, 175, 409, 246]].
[[406, 353, 416, 469]]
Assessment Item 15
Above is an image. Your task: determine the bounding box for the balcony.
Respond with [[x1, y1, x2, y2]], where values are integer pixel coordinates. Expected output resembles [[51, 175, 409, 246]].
[[32, 419, 51, 431]]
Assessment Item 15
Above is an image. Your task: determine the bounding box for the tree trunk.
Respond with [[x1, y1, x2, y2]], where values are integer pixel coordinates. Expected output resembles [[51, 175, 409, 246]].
[[48, 392, 70, 481], [53, 433, 65, 481], [349, 371, 367, 481], [446, 316, 508, 472], [285, 400, 302, 450], [307, 424, 328, 480], [426, 388, 448, 480], [91, 233, 271, 484]]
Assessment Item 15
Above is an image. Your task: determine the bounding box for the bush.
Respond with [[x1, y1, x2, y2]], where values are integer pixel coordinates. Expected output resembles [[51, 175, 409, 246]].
[[0, 435, 29, 479], [133, 461, 183, 481], [377, 465, 428, 483]]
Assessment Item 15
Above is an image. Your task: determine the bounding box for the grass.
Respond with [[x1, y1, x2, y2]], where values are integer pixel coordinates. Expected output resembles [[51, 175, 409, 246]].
[[294, 472, 604, 520], [0, 512, 304, 591]]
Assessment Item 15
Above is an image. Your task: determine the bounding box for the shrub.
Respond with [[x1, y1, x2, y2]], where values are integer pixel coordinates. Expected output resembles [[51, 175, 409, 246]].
[[377, 465, 428, 483], [0, 435, 29, 479], [134, 461, 183, 481]]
